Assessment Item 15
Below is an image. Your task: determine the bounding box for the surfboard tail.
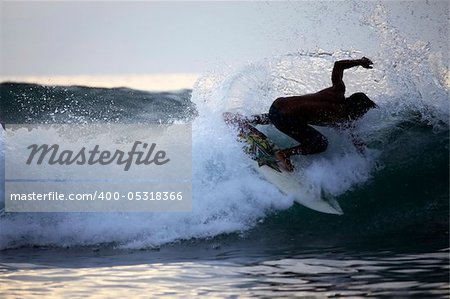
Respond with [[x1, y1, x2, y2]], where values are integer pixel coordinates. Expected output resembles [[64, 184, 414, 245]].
[[295, 193, 343, 215], [309, 200, 343, 215]]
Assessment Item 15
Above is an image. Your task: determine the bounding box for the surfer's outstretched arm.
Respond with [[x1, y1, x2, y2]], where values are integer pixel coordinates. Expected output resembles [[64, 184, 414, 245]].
[[223, 112, 269, 139], [331, 57, 373, 89], [223, 112, 271, 126]]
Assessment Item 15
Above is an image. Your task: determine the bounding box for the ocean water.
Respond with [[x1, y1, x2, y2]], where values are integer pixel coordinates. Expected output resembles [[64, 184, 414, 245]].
[[1, 3, 449, 298]]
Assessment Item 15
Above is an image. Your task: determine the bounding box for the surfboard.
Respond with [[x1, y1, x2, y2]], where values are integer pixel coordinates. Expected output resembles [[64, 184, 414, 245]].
[[224, 112, 343, 215]]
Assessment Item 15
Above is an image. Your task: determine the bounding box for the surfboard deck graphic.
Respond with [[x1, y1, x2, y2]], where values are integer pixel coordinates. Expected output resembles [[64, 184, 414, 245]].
[[239, 125, 282, 172], [224, 112, 343, 215]]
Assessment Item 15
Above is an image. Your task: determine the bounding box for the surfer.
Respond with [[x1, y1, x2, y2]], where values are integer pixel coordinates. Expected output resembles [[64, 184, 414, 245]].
[[224, 57, 376, 172]]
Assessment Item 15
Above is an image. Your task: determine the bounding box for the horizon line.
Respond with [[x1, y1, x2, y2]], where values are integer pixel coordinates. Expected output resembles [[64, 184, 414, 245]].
[[0, 74, 200, 92]]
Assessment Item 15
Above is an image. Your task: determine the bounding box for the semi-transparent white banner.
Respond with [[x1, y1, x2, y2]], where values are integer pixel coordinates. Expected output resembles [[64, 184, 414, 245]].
[[5, 124, 192, 212]]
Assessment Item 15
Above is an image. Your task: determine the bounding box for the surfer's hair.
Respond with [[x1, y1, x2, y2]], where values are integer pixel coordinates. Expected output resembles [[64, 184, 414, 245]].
[[346, 92, 377, 117]]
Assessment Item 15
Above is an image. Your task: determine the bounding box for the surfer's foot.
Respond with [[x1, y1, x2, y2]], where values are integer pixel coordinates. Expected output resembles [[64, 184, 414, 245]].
[[275, 150, 294, 172]]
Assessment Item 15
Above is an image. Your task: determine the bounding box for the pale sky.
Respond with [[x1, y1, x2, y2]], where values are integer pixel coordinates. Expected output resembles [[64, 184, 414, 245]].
[[1, 1, 448, 77]]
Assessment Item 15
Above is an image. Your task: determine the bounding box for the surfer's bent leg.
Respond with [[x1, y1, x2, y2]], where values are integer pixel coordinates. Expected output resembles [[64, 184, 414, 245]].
[[279, 125, 328, 155], [268, 103, 328, 171]]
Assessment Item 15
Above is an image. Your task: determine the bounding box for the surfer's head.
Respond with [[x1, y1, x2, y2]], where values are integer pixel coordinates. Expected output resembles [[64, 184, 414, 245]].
[[346, 92, 377, 118]]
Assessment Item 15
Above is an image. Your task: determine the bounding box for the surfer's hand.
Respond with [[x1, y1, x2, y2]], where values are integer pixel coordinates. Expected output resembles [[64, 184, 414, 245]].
[[360, 57, 373, 69]]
